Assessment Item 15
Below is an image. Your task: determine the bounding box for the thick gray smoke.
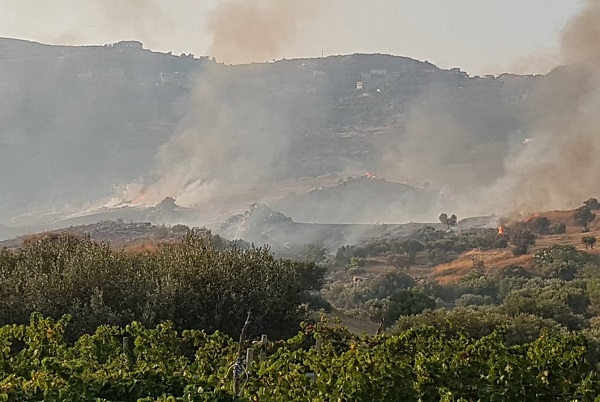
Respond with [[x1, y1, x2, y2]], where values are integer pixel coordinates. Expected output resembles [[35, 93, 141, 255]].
[[482, 0, 600, 214], [129, 0, 328, 211], [5, 0, 600, 237], [129, 63, 293, 210], [379, 0, 600, 218]]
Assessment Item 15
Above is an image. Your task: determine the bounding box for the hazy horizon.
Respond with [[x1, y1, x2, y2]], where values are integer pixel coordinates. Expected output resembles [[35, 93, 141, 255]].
[[0, 0, 583, 76], [2, 0, 600, 240]]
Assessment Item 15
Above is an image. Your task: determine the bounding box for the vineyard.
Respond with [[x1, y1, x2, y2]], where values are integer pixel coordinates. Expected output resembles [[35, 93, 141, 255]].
[[3, 232, 600, 400], [0, 314, 598, 401]]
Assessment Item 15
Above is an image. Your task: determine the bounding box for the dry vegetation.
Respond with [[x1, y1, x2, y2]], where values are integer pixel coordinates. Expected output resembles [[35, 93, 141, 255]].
[[430, 249, 535, 284], [430, 207, 600, 283]]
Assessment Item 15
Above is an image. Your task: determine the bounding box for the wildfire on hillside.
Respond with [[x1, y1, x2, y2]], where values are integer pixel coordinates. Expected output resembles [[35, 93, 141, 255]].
[[498, 226, 505, 235]]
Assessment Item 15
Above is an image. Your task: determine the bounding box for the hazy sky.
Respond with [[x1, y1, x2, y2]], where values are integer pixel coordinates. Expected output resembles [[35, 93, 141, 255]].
[[0, 0, 583, 75]]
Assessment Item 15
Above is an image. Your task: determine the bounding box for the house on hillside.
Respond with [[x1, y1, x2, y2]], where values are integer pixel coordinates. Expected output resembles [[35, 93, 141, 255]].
[[370, 69, 387, 77], [114, 41, 143, 51]]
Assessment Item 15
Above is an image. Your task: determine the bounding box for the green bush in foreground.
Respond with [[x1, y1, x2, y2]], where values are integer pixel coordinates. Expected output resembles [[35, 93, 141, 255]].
[[1, 314, 600, 401], [0, 233, 324, 340]]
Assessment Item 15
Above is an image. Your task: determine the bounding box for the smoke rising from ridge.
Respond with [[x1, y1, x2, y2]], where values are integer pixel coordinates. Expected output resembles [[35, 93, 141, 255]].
[[129, 0, 330, 210], [207, 0, 320, 64], [127, 63, 297, 210], [481, 0, 600, 214], [6, 1, 600, 235], [377, 0, 600, 219]]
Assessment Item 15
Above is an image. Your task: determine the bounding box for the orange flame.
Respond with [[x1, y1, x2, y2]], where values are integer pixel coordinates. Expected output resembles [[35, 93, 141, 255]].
[[498, 226, 505, 235], [131, 192, 147, 205]]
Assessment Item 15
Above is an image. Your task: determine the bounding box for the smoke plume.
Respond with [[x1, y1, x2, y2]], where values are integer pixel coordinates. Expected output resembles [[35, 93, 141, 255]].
[[128, 63, 295, 211], [207, 0, 319, 64], [482, 0, 600, 214], [131, 0, 329, 210], [378, 0, 600, 218]]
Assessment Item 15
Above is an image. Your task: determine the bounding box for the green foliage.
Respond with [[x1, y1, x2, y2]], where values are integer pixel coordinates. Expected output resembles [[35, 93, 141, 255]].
[[528, 216, 551, 235], [534, 245, 594, 280], [501, 278, 589, 330], [400, 238, 424, 264], [509, 229, 536, 255], [451, 270, 501, 302], [439, 213, 457, 230], [494, 264, 531, 279], [583, 236, 597, 250], [575, 206, 596, 232], [334, 227, 508, 270], [390, 307, 566, 344], [323, 271, 415, 312], [1, 315, 599, 401], [383, 290, 436, 323], [455, 293, 494, 307], [303, 244, 327, 264], [0, 233, 325, 340]]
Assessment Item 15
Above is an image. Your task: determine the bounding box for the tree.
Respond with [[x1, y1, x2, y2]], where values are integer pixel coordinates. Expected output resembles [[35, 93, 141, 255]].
[[533, 245, 593, 280], [399, 239, 424, 264], [448, 213, 458, 228], [383, 290, 435, 325], [304, 244, 327, 263], [510, 229, 536, 255], [584, 197, 600, 210], [583, 236, 597, 250], [529, 216, 551, 235], [574, 206, 596, 232], [0, 233, 326, 340], [549, 222, 567, 234], [334, 245, 353, 267], [439, 213, 457, 230]]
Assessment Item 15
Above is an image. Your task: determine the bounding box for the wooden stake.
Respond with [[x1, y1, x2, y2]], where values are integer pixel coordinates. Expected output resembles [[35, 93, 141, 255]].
[[246, 348, 254, 373]]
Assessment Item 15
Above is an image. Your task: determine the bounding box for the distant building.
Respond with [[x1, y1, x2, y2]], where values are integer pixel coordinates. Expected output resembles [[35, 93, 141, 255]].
[[370, 69, 387, 76], [312, 70, 326, 78], [114, 41, 143, 50], [356, 81, 364, 90], [76, 71, 93, 80]]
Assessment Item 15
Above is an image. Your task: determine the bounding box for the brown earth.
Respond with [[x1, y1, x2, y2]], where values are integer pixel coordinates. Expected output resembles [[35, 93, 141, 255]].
[[430, 208, 600, 284]]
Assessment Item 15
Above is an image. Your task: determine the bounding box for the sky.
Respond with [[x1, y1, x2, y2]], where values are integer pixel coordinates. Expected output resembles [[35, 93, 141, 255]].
[[0, 0, 584, 75]]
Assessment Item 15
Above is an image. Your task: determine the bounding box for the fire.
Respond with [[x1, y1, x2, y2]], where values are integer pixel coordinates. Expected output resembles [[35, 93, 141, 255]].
[[498, 226, 505, 235], [130, 192, 148, 205]]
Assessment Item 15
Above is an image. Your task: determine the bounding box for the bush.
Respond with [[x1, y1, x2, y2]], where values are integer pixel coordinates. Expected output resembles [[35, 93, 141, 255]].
[[534, 245, 594, 280], [0, 233, 325, 340], [389, 307, 565, 345], [529, 216, 551, 235], [456, 293, 494, 307], [549, 222, 567, 234]]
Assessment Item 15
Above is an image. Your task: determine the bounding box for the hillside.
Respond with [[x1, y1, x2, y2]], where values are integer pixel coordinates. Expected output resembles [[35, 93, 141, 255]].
[[0, 37, 550, 229], [273, 176, 436, 223], [429, 208, 600, 283]]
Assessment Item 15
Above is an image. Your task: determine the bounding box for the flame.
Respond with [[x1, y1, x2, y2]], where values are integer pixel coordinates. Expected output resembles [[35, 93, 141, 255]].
[[130, 192, 148, 205], [498, 226, 505, 235]]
